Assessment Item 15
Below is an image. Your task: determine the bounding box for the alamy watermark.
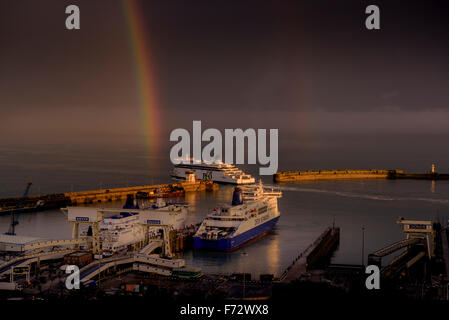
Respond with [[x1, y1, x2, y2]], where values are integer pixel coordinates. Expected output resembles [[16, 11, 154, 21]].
[[65, 265, 80, 290], [365, 265, 380, 290], [169, 121, 278, 175]]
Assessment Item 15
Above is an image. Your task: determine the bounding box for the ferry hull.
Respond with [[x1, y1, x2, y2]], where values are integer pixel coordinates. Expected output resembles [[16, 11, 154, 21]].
[[172, 166, 255, 185], [194, 216, 279, 251]]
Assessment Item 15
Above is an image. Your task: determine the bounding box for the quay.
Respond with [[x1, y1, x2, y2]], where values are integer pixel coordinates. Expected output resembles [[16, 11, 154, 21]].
[[0, 179, 218, 215], [64, 179, 216, 204], [280, 226, 340, 282]]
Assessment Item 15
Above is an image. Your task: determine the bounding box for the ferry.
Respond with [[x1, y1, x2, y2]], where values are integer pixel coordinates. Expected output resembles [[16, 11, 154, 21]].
[[100, 212, 146, 253], [193, 181, 282, 251], [172, 159, 255, 184], [99, 196, 188, 253], [137, 197, 188, 230]]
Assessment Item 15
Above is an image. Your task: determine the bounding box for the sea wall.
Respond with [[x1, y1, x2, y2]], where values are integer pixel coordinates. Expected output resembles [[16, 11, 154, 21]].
[[274, 169, 404, 182], [0, 180, 218, 213]]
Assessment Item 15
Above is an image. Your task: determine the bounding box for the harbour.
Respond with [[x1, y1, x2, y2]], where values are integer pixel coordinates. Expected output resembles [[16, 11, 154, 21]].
[[1, 170, 449, 301]]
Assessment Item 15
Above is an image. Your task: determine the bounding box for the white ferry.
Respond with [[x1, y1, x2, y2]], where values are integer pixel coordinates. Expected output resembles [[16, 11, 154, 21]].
[[100, 211, 146, 253], [137, 197, 188, 230], [99, 196, 188, 253], [193, 181, 282, 251], [172, 160, 255, 184]]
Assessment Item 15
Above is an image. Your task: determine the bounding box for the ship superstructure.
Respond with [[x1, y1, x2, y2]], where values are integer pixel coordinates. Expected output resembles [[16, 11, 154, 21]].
[[99, 196, 188, 254], [172, 160, 255, 184], [193, 181, 282, 251]]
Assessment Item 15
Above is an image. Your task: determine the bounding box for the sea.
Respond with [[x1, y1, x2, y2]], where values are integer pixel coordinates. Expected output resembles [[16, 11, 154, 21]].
[[0, 143, 448, 278]]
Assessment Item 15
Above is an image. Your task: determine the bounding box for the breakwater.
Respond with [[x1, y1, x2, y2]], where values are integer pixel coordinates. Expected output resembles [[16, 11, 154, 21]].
[[280, 226, 340, 282], [0, 180, 217, 215], [274, 169, 449, 182], [388, 172, 449, 180], [274, 169, 403, 182]]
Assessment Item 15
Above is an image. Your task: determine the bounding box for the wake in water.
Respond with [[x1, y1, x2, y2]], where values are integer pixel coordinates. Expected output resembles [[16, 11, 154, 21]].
[[269, 185, 449, 205]]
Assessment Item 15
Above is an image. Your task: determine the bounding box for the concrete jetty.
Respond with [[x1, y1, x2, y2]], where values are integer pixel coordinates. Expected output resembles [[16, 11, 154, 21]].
[[280, 227, 340, 282], [0, 180, 217, 214]]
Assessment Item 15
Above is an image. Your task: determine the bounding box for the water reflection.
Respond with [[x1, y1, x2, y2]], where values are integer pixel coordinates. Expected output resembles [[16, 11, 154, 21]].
[[1, 179, 448, 278]]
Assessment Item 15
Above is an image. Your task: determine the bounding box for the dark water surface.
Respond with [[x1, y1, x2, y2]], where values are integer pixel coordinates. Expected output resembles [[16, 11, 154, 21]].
[[1, 144, 449, 277], [1, 178, 448, 278]]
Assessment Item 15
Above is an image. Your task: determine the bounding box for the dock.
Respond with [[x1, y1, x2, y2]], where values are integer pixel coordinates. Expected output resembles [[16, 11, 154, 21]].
[[0, 180, 217, 214], [280, 227, 340, 282]]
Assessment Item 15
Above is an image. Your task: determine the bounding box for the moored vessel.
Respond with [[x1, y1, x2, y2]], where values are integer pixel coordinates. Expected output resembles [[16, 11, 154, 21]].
[[172, 159, 255, 184], [193, 181, 282, 251]]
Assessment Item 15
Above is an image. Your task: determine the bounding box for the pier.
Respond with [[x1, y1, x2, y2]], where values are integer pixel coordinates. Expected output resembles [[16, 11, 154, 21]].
[[280, 227, 340, 282], [0, 179, 217, 215]]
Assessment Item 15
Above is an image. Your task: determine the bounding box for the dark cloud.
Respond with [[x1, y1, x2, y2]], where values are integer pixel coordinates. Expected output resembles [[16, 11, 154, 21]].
[[0, 0, 448, 146]]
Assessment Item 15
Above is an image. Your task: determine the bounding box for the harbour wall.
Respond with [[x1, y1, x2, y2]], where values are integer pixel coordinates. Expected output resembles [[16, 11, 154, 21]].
[[273, 169, 403, 182], [274, 169, 449, 182], [388, 172, 449, 180], [0, 180, 217, 214]]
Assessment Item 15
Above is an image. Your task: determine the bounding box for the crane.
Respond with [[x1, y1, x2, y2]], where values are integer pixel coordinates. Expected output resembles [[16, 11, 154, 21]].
[[5, 181, 33, 236]]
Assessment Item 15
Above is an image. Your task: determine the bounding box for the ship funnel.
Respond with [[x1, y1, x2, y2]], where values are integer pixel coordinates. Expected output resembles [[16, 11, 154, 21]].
[[232, 187, 243, 206], [123, 194, 139, 209]]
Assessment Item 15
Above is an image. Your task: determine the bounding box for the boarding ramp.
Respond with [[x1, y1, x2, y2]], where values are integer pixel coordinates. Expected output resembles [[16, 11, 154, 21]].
[[79, 253, 185, 283], [0, 248, 75, 275], [79, 255, 134, 283], [368, 238, 423, 267], [371, 238, 422, 258], [381, 249, 426, 278], [139, 240, 163, 255], [0, 258, 30, 275]]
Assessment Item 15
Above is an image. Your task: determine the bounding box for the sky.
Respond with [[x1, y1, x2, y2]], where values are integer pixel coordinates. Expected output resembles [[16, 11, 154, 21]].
[[0, 0, 448, 172]]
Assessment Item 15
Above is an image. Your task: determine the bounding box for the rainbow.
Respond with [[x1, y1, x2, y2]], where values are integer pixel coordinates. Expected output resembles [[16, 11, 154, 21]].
[[122, 0, 160, 150]]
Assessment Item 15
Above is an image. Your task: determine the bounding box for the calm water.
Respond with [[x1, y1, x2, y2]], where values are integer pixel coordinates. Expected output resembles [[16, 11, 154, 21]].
[[1, 144, 449, 277], [1, 177, 448, 277]]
